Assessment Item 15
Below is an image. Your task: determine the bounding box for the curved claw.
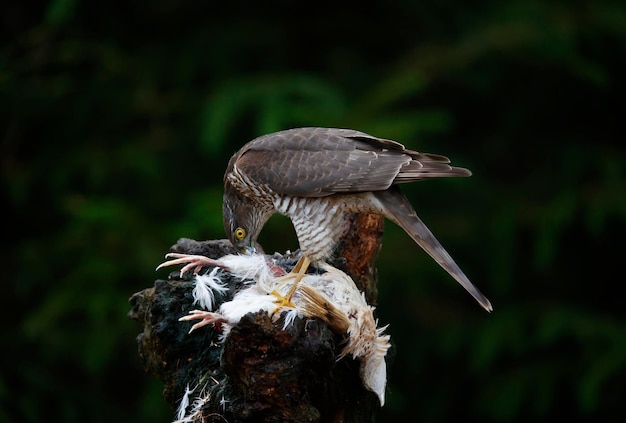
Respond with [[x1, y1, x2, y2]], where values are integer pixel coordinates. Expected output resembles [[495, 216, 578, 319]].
[[179, 309, 226, 334], [156, 253, 228, 277]]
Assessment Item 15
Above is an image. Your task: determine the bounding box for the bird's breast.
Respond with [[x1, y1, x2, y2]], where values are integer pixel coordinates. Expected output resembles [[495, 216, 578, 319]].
[[274, 196, 347, 262]]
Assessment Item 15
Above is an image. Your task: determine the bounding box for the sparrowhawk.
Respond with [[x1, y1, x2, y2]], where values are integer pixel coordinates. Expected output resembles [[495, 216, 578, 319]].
[[222, 127, 492, 311]]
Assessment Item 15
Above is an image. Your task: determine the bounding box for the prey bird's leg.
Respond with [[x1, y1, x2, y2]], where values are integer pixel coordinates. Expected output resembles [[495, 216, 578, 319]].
[[291, 255, 307, 274], [179, 310, 226, 334], [271, 255, 312, 309], [156, 253, 228, 277], [284, 255, 311, 301]]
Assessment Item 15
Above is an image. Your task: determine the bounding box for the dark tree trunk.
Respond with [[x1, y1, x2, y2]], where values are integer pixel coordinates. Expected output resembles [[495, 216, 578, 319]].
[[129, 214, 385, 423]]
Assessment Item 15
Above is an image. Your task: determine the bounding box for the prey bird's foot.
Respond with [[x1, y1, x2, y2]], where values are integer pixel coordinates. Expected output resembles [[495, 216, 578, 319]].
[[179, 310, 226, 334], [156, 253, 227, 277]]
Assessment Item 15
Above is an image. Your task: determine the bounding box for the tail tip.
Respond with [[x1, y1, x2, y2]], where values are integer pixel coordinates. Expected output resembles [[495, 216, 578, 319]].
[[481, 299, 493, 313]]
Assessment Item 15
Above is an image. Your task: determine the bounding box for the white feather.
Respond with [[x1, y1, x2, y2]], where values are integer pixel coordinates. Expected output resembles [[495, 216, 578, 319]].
[[281, 308, 300, 330], [171, 382, 219, 423], [175, 384, 194, 421], [219, 284, 279, 322], [219, 254, 277, 292], [192, 268, 229, 310]]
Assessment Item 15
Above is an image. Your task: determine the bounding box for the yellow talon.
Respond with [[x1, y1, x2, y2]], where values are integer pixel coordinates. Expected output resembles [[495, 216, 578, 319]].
[[270, 290, 296, 309], [271, 255, 312, 311]]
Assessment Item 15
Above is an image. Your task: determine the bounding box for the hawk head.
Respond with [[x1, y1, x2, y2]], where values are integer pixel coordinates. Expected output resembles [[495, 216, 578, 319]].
[[222, 184, 272, 255]]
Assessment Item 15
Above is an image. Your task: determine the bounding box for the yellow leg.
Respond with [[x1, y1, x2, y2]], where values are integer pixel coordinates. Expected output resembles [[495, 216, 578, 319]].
[[284, 256, 311, 301], [271, 256, 312, 308]]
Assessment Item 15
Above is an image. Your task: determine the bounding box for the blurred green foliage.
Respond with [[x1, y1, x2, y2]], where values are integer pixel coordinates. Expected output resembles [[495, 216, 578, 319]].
[[2, 1, 625, 421]]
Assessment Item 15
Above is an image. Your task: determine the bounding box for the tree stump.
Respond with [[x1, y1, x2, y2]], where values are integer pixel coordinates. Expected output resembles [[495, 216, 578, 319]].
[[129, 213, 385, 422]]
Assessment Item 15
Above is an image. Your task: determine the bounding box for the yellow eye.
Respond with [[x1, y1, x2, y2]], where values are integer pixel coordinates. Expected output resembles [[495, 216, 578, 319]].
[[234, 227, 246, 240]]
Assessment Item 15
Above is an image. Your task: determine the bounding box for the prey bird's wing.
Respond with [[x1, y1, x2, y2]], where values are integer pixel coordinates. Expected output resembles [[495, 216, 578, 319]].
[[234, 127, 470, 197]]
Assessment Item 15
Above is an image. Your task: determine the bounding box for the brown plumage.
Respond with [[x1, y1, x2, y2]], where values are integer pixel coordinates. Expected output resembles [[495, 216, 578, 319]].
[[222, 127, 492, 311]]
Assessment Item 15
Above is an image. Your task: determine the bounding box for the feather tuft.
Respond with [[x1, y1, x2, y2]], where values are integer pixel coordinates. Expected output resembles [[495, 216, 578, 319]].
[[175, 384, 194, 421], [192, 268, 229, 310], [281, 308, 300, 329]]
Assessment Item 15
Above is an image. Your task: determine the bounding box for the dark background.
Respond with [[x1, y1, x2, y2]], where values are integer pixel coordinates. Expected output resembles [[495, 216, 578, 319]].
[[3, 1, 625, 421]]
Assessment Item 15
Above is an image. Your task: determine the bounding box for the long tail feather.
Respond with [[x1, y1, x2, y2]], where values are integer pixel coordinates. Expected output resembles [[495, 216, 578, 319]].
[[376, 189, 492, 312]]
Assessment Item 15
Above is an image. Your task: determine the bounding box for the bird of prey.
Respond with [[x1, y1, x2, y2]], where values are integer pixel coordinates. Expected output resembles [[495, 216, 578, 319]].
[[222, 127, 492, 311]]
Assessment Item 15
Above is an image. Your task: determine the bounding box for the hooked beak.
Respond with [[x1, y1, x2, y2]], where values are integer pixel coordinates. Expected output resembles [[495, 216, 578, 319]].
[[241, 245, 256, 255]]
